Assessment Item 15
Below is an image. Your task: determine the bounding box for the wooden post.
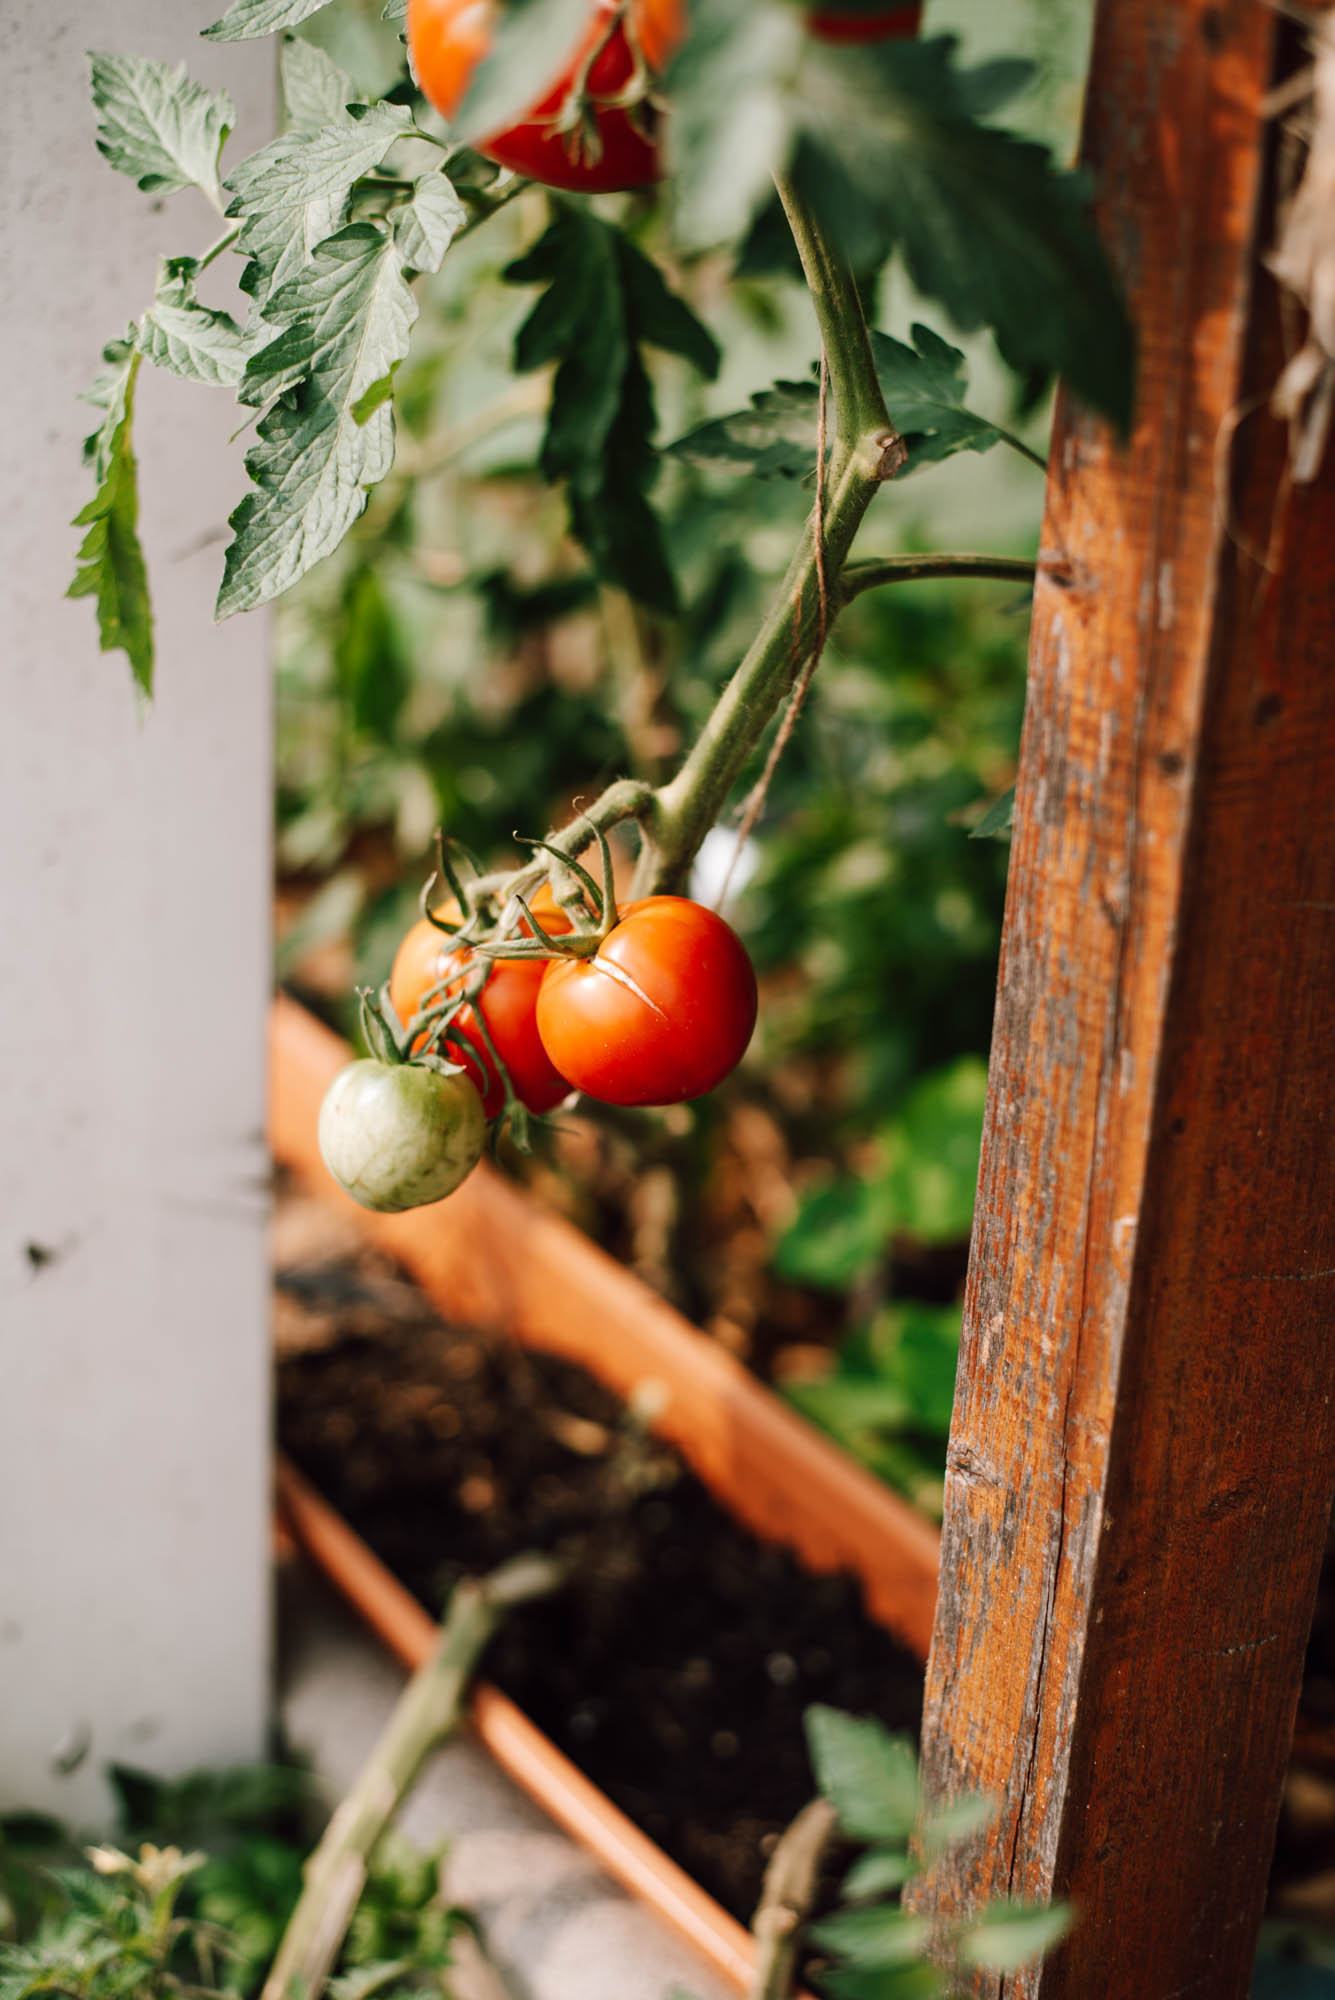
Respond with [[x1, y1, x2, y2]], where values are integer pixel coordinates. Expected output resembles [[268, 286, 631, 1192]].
[[913, 5, 1335, 1996]]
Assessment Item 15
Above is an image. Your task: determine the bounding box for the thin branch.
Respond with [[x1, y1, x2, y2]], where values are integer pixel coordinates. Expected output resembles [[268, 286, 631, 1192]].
[[747, 1797, 841, 2000], [840, 553, 1038, 601], [261, 1555, 561, 2000]]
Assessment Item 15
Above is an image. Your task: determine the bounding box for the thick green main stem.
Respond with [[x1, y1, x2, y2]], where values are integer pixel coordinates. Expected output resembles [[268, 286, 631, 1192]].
[[644, 178, 902, 891]]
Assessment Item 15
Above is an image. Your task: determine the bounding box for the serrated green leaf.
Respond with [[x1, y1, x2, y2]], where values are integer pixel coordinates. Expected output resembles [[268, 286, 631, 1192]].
[[67, 340, 153, 698], [663, 14, 1132, 429], [224, 98, 414, 306], [447, 0, 591, 146], [805, 1707, 920, 1843], [383, 0, 408, 18], [957, 1900, 1073, 1973], [794, 38, 1135, 429], [281, 34, 365, 130], [88, 52, 233, 202], [137, 256, 255, 387], [668, 379, 819, 482], [670, 326, 1005, 487], [218, 222, 416, 616], [205, 0, 337, 42], [393, 170, 466, 274], [808, 1904, 932, 1969], [840, 1846, 917, 1904], [505, 205, 717, 611], [871, 326, 1000, 465]]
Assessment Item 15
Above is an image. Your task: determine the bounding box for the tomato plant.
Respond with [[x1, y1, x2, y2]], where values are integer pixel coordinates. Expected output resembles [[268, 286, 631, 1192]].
[[534, 896, 758, 1107], [388, 887, 575, 1119], [317, 1057, 487, 1211], [406, 0, 677, 194], [75, 0, 1133, 1220]]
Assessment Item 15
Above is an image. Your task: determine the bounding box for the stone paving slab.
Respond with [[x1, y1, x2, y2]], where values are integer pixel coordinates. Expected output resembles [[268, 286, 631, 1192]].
[[277, 1561, 734, 2000]]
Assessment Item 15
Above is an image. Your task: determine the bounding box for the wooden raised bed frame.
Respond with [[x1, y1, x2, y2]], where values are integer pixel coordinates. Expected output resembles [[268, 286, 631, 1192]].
[[270, 992, 941, 1994]]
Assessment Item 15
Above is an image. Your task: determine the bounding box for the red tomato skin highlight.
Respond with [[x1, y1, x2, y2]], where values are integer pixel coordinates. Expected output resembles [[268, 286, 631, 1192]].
[[535, 896, 758, 1107], [406, 0, 673, 195], [807, 4, 922, 41], [389, 892, 573, 1121]]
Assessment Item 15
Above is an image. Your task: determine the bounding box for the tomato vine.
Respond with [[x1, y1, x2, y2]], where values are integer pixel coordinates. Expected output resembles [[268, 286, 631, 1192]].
[[71, 0, 1135, 1193]]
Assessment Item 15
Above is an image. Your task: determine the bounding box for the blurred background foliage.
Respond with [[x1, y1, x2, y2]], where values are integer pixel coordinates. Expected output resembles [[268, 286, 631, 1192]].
[[274, 0, 1094, 1517]]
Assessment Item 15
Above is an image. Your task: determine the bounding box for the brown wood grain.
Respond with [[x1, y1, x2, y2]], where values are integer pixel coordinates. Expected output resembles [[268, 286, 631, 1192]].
[[911, 5, 1335, 1996]]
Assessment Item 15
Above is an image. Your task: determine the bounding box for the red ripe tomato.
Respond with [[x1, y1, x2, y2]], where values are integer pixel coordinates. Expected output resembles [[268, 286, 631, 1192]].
[[389, 887, 574, 1120], [406, 0, 679, 195], [534, 896, 757, 1107], [807, 4, 922, 41]]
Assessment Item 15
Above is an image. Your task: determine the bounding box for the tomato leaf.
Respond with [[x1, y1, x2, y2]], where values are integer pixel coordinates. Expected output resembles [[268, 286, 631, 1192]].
[[87, 52, 234, 203], [217, 221, 418, 616], [204, 0, 338, 42], [280, 34, 366, 131], [392, 170, 467, 276], [805, 1706, 920, 1843], [505, 204, 719, 612], [669, 325, 1010, 484], [223, 98, 415, 306], [793, 37, 1135, 429], [67, 340, 153, 699], [137, 257, 256, 387], [663, 4, 1133, 430]]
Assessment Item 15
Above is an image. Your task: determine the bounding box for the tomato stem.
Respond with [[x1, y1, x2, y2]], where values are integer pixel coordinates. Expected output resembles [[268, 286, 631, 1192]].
[[639, 176, 906, 892], [841, 552, 1038, 599]]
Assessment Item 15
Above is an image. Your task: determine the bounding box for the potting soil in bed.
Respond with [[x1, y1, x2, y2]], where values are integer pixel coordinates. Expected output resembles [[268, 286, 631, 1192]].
[[275, 1260, 924, 1926]]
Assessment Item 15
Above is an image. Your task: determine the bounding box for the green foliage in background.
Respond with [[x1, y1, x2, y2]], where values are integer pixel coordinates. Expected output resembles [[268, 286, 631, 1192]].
[[0, 1769, 465, 2000]]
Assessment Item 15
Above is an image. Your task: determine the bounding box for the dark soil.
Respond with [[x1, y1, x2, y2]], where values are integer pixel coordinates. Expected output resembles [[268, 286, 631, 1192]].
[[273, 1208, 924, 1926]]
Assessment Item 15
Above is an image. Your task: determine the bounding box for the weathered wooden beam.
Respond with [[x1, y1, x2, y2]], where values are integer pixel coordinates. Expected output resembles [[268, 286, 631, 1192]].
[[912, 5, 1335, 1996]]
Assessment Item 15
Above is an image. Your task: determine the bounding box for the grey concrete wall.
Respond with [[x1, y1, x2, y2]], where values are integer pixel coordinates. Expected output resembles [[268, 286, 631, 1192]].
[[0, 2, 275, 1824]]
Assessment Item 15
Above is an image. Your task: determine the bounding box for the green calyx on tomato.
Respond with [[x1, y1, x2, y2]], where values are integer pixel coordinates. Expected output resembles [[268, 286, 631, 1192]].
[[406, 0, 681, 195], [388, 882, 578, 1122], [318, 1057, 487, 1212], [534, 895, 758, 1107]]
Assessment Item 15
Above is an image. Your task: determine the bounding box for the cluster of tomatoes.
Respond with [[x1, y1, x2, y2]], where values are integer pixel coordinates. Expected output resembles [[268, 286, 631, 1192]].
[[319, 886, 758, 1213], [405, 0, 923, 195]]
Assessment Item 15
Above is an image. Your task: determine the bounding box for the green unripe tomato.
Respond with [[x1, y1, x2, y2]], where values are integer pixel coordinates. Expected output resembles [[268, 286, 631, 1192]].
[[317, 1058, 487, 1213]]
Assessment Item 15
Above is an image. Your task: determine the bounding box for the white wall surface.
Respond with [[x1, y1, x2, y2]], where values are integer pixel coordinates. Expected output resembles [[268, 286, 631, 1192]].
[[0, 2, 275, 1824]]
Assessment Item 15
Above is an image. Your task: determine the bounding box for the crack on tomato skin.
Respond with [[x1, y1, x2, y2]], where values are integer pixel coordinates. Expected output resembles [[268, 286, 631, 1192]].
[[590, 951, 673, 1026]]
